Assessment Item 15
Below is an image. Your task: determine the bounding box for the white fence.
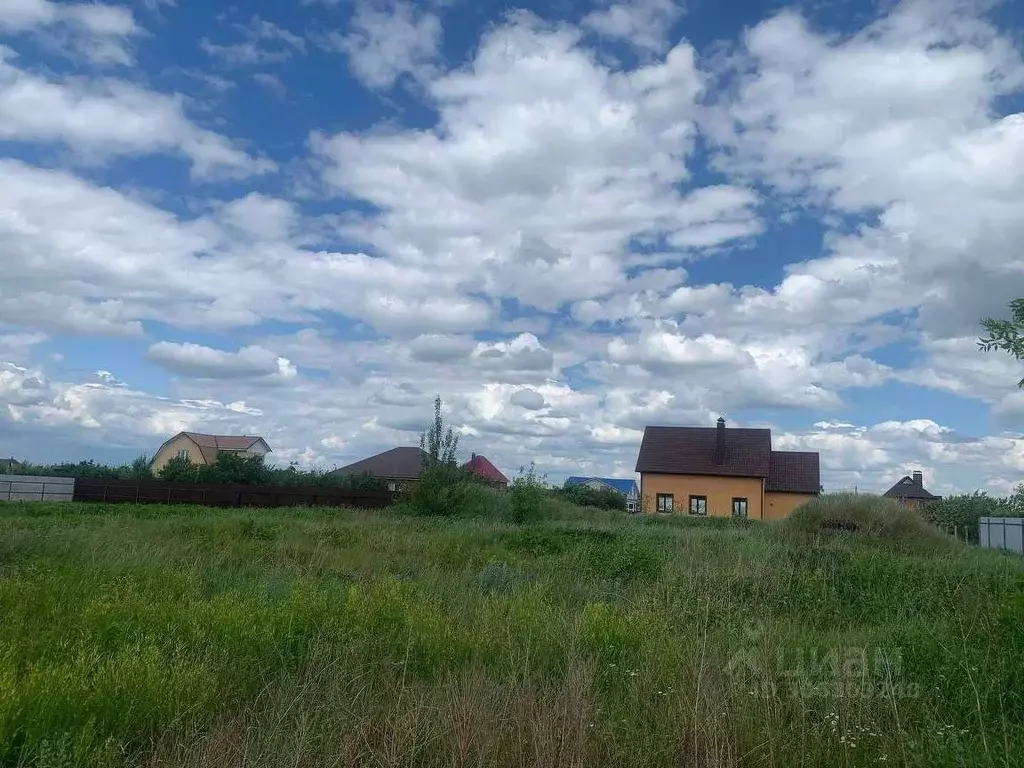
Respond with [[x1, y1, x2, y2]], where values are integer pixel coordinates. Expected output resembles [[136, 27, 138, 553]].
[[979, 517, 1024, 555], [0, 474, 75, 502]]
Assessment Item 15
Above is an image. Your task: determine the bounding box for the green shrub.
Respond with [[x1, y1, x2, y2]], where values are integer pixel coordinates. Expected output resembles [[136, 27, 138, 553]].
[[509, 462, 546, 524], [410, 465, 472, 516], [921, 491, 1015, 536], [158, 452, 271, 485], [559, 484, 627, 511], [460, 481, 510, 517], [199, 452, 270, 485], [783, 493, 951, 550], [157, 455, 200, 482], [13, 457, 152, 480], [14, 452, 388, 490], [1009, 483, 1024, 516]]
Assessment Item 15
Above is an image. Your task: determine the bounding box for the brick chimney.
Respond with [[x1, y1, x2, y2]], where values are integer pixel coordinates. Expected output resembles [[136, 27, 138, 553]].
[[714, 417, 726, 465], [912, 471, 923, 487]]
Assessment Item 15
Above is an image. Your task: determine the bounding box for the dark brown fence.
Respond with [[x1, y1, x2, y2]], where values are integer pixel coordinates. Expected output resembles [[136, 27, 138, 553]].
[[72, 478, 395, 509]]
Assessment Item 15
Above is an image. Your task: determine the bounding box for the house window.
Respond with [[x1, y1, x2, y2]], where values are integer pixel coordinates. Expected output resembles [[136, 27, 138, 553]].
[[176, 449, 189, 461], [732, 498, 748, 517], [689, 495, 707, 516], [656, 493, 674, 513], [627, 498, 638, 514], [387, 481, 407, 493]]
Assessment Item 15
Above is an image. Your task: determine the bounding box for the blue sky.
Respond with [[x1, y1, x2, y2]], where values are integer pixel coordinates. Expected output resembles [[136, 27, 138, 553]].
[[1, 0, 1023, 495]]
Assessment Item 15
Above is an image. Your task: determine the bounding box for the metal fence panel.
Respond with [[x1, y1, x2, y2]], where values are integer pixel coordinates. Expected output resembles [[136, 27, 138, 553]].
[[0, 474, 75, 502], [979, 517, 1024, 555]]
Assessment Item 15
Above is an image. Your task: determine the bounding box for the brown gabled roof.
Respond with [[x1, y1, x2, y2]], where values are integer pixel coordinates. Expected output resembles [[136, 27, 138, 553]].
[[883, 476, 941, 501], [767, 451, 820, 494], [183, 433, 267, 451], [635, 425, 772, 478], [332, 446, 428, 479], [462, 454, 508, 484], [635, 424, 820, 495], [181, 432, 270, 465]]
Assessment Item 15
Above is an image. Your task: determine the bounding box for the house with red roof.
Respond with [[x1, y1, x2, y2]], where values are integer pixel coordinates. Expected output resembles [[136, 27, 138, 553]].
[[462, 453, 509, 489]]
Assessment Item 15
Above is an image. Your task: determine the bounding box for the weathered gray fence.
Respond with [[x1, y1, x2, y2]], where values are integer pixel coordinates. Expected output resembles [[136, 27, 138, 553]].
[[0, 474, 75, 502], [979, 517, 1024, 555]]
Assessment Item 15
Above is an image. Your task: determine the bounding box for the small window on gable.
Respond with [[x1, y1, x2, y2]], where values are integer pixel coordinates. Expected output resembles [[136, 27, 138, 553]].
[[176, 449, 189, 460]]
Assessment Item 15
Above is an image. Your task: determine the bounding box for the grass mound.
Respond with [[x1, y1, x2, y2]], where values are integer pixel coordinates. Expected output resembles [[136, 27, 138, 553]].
[[783, 493, 950, 549]]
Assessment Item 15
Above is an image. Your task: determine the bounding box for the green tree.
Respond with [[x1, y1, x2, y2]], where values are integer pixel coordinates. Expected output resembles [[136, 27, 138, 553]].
[[410, 395, 471, 515], [560, 483, 627, 511], [198, 452, 270, 484], [979, 298, 1024, 388], [420, 395, 459, 468], [510, 462, 547, 523], [158, 455, 199, 482], [125, 454, 152, 480]]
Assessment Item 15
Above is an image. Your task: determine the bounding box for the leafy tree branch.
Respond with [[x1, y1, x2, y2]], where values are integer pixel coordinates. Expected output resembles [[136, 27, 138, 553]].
[[979, 298, 1024, 388]]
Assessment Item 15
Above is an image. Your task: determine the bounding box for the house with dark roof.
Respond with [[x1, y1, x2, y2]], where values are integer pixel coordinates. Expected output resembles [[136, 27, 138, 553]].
[[331, 446, 429, 492], [564, 476, 640, 512], [883, 471, 941, 509], [463, 453, 509, 489], [151, 432, 271, 473], [1, 457, 23, 475], [635, 418, 820, 519]]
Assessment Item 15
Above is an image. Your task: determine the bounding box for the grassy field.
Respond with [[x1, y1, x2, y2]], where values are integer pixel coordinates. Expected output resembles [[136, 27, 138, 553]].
[[0, 496, 1022, 767]]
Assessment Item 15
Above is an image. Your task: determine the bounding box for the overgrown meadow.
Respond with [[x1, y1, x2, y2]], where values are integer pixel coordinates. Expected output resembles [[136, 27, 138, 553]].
[[0, 494, 1022, 767]]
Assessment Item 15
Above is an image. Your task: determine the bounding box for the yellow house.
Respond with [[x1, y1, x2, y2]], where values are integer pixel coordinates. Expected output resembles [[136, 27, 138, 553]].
[[635, 418, 819, 520], [151, 432, 272, 473]]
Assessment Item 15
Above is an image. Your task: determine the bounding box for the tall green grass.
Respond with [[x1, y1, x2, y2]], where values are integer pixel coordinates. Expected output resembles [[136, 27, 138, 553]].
[[0, 500, 1021, 767]]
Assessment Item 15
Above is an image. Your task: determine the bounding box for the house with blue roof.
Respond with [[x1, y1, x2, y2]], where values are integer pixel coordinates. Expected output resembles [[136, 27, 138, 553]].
[[564, 476, 640, 513]]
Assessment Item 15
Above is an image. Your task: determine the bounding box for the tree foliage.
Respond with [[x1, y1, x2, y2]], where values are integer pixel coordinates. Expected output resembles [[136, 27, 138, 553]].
[[558, 483, 628, 511], [411, 465, 471, 516], [11, 457, 152, 480], [420, 395, 459, 468], [510, 462, 547, 523], [979, 298, 1024, 388], [12, 451, 386, 490], [918, 487, 1023, 543], [412, 395, 471, 515]]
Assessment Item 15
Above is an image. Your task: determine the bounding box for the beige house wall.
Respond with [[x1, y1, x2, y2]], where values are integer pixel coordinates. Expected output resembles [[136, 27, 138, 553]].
[[151, 434, 203, 473], [640, 473, 765, 519], [151, 436, 270, 473], [764, 492, 814, 520]]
